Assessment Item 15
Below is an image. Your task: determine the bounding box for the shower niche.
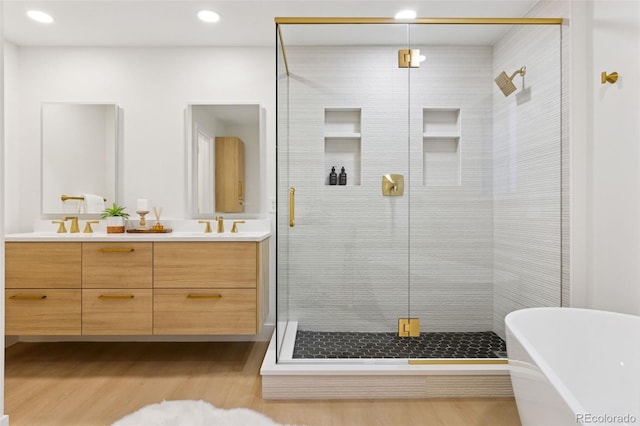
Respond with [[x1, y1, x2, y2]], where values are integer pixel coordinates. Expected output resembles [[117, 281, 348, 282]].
[[324, 108, 361, 186], [423, 108, 461, 187]]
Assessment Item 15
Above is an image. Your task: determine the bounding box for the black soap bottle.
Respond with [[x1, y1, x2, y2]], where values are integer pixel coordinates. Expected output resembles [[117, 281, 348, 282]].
[[338, 167, 347, 185], [329, 166, 338, 185]]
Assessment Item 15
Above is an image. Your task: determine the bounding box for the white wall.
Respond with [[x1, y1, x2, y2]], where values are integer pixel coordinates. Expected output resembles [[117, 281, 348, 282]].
[[585, 0, 640, 315], [6, 46, 274, 231]]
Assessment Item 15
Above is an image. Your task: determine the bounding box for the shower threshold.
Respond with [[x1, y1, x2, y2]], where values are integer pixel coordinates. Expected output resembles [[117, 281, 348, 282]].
[[261, 322, 513, 399]]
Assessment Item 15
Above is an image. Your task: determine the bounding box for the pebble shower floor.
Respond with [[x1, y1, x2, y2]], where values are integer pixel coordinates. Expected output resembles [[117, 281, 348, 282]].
[[292, 331, 507, 359]]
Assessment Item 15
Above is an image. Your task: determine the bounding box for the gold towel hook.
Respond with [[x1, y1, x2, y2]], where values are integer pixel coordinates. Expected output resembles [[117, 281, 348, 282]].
[[601, 71, 618, 84]]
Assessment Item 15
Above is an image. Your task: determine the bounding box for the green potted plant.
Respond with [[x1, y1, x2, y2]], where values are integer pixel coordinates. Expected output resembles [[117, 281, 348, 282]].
[[101, 203, 130, 233]]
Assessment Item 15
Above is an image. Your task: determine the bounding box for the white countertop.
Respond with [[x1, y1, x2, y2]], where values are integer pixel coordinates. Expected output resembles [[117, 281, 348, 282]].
[[5, 219, 272, 242]]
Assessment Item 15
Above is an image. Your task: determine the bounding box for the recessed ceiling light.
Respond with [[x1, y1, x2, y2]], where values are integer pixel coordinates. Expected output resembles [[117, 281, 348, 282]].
[[27, 10, 54, 24], [394, 10, 417, 20], [197, 10, 220, 23]]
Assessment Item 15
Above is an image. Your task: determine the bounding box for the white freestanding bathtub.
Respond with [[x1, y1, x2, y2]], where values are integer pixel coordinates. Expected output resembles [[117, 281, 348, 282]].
[[506, 307, 640, 426]]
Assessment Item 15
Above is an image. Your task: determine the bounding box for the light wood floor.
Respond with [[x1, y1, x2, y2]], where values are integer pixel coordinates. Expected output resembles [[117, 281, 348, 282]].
[[5, 341, 522, 426]]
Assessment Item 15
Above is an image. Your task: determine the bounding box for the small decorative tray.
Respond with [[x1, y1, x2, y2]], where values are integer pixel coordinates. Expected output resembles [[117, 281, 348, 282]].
[[126, 228, 173, 233]]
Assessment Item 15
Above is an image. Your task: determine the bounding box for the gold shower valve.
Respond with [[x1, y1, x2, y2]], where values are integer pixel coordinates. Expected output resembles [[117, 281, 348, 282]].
[[382, 174, 404, 196], [601, 71, 618, 84]]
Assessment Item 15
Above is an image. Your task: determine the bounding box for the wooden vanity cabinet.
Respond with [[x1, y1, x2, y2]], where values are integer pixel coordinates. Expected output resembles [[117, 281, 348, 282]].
[[5, 242, 82, 335], [81, 242, 153, 335], [215, 136, 245, 213], [5, 239, 269, 337], [153, 241, 268, 335]]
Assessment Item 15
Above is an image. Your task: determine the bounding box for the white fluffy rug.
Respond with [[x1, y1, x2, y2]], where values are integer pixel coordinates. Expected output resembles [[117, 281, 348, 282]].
[[112, 400, 282, 426]]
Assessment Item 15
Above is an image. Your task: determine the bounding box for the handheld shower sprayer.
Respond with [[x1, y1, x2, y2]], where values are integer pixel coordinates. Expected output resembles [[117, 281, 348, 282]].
[[495, 66, 526, 97]]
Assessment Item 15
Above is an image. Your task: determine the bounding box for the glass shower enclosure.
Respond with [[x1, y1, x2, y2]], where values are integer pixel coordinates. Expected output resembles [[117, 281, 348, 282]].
[[276, 18, 563, 363]]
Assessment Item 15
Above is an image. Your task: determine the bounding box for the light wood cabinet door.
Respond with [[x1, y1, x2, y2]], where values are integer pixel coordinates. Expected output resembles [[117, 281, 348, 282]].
[[5, 289, 81, 335], [215, 136, 245, 213], [5, 242, 81, 289], [154, 242, 257, 288], [82, 289, 152, 335], [153, 288, 257, 334], [82, 242, 152, 289]]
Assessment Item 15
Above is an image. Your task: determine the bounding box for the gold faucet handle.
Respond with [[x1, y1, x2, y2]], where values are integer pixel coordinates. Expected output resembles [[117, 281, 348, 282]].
[[198, 220, 212, 233], [215, 216, 224, 233], [83, 220, 99, 233], [62, 216, 80, 233], [231, 221, 245, 233], [52, 220, 68, 233]]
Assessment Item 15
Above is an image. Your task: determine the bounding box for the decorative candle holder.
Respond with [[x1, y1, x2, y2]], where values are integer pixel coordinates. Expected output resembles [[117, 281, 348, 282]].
[[136, 210, 149, 230]]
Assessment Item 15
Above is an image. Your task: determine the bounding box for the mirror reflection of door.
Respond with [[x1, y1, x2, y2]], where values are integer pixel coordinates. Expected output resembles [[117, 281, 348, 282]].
[[188, 103, 262, 218], [196, 126, 214, 215]]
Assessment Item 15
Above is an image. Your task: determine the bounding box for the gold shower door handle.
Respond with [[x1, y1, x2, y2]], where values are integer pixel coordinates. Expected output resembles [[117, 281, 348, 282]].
[[289, 187, 295, 227]]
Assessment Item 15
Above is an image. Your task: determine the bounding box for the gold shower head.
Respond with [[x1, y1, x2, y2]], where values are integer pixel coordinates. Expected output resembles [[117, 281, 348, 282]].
[[495, 66, 526, 97]]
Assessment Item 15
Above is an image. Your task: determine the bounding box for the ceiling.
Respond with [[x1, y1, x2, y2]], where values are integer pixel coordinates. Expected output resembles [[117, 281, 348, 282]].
[[3, 0, 541, 47]]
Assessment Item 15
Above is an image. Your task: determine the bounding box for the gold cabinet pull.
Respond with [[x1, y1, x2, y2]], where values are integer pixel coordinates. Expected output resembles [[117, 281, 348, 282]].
[[98, 248, 135, 253], [289, 187, 295, 227], [98, 295, 135, 300], [187, 294, 222, 300], [9, 295, 47, 300]]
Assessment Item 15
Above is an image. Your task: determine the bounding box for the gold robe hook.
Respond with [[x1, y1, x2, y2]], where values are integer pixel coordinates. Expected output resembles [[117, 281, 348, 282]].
[[601, 71, 618, 84]]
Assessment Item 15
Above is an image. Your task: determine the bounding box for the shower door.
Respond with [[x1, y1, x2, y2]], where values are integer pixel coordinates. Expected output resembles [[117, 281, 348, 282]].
[[276, 23, 413, 361], [276, 19, 562, 362]]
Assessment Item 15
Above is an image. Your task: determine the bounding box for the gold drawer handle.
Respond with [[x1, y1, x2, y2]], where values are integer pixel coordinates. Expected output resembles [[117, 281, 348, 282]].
[[9, 295, 47, 300], [98, 295, 135, 300], [98, 248, 135, 253], [187, 294, 222, 300]]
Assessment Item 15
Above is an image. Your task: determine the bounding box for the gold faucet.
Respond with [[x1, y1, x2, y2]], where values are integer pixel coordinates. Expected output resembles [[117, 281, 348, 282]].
[[215, 216, 224, 233], [231, 221, 245, 233], [63, 216, 80, 233], [198, 220, 212, 233], [83, 220, 99, 233], [52, 220, 68, 233]]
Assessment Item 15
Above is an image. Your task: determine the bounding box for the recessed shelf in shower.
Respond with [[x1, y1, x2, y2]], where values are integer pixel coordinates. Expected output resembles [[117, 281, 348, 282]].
[[423, 108, 461, 187], [324, 108, 361, 186]]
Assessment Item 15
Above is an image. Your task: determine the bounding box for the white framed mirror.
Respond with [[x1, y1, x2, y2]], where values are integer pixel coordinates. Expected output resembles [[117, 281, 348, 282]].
[[187, 103, 264, 218], [41, 103, 122, 215]]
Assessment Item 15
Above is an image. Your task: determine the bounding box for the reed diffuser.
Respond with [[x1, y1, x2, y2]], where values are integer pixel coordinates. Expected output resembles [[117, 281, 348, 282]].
[[152, 206, 164, 230]]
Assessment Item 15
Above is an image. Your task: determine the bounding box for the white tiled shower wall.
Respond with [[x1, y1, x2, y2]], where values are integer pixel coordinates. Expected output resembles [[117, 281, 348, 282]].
[[492, 22, 562, 338], [279, 20, 564, 336], [280, 44, 496, 333]]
